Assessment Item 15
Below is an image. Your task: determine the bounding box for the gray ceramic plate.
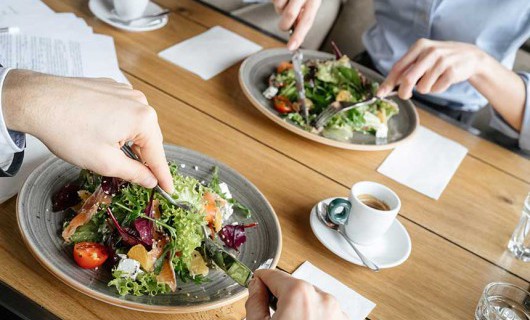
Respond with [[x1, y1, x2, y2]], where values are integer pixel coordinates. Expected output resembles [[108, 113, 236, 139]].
[[17, 145, 282, 313], [239, 48, 419, 150]]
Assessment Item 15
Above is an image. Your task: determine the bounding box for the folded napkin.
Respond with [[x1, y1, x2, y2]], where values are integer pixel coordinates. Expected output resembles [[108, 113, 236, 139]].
[[158, 26, 262, 80], [377, 126, 468, 200], [292, 261, 376, 320]]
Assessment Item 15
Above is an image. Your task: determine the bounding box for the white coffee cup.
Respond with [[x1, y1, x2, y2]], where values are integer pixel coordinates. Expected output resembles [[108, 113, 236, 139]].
[[113, 0, 149, 20], [327, 181, 401, 245]]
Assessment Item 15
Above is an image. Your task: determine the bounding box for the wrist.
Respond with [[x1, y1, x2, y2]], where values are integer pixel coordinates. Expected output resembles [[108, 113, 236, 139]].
[[469, 49, 496, 85], [2, 69, 50, 136]]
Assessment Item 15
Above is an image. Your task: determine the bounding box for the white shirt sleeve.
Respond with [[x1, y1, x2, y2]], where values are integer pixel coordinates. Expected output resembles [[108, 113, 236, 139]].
[[0, 67, 25, 156], [489, 72, 530, 152]]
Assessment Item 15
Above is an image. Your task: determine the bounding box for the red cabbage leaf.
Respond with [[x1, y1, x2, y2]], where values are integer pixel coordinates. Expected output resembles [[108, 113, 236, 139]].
[[218, 223, 257, 251]]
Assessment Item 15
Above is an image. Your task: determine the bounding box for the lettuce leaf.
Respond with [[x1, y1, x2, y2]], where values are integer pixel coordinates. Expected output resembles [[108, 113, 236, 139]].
[[108, 270, 170, 296]]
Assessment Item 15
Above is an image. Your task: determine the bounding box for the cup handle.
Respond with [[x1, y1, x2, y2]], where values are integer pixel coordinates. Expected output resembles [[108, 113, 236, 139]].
[[327, 198, 351, 225]]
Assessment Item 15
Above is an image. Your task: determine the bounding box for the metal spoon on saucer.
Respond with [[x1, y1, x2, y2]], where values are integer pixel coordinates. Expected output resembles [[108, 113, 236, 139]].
[[316, 201, 380, 272]]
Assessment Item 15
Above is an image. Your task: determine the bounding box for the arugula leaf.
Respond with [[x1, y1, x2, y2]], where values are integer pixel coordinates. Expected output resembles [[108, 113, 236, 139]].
[[336, 66, 361, 88]]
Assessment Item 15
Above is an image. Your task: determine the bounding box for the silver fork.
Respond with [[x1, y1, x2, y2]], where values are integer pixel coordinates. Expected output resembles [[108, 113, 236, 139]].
[[313, 91, 398, 129], [120, 144, 191, 211]]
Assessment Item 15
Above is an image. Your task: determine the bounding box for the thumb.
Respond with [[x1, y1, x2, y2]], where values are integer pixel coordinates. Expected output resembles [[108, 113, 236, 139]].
[[245, 278, 271, 320], [101, 147, 158, 189]]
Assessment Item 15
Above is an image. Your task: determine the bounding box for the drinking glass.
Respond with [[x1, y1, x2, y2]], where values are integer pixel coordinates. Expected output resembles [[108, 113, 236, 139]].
[[475, 282, 530, 320], [508, 193, 530, 261]]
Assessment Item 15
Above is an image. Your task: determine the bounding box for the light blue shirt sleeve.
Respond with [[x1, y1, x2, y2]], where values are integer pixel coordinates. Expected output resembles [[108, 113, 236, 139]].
[[489, 72, 530, 152]]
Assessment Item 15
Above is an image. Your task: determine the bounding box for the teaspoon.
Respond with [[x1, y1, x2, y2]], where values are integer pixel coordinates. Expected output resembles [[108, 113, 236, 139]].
[[316, 201, 380, 272]]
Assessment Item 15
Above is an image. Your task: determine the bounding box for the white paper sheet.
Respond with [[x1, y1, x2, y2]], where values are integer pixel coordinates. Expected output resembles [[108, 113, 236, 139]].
[[158, 26, 262, 80], [292, 261, 376, 320], [0, 0, 53, 16], [0, 33, 124, 82], [0, 13, 93, 38], [377, 126, 468, 200]]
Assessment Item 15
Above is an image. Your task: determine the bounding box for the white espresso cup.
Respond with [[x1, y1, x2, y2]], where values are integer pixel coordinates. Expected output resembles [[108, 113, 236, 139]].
[[113, 0, 149, 20], [327, 181, 401, 245]]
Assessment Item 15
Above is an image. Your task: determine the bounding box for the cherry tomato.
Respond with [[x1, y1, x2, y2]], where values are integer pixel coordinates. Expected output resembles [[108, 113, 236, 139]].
[[73, 242, 109, 269], [276, 61, 293, 73], [273, 96, 293, 114]]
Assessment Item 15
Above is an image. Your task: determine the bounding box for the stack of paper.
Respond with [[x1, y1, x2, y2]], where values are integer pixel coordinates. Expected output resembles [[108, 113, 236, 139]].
[[0, 0, 127, 203], [0, 0, 127, 82]]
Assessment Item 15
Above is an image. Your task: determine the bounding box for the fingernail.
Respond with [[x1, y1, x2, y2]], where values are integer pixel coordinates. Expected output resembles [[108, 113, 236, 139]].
[[143, 176, 157, 188], [288, 41, 297, 51]]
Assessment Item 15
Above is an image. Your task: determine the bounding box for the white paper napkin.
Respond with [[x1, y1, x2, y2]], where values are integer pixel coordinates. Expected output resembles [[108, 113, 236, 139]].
[[377, 126, 468, 200], [158, 26, 262, 80], [292, 261, 376, 320]]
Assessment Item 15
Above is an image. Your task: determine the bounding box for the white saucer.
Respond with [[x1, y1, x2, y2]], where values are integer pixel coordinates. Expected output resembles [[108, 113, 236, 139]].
[[89, 0, 168, 32], [310, 197, 412, 269]]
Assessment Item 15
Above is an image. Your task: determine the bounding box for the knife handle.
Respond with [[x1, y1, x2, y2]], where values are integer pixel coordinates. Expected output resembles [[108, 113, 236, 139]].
[[268, 290, 278, 311]]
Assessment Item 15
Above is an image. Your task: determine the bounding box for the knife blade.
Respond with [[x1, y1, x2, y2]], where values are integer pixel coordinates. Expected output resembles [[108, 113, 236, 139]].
[[292, 49, 309, 125], [201, 226, 278, 309], [202, 226, 253, 286]]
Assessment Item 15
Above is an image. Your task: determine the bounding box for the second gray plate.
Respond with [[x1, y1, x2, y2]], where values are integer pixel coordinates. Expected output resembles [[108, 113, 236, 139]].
[[239, 48, 419, 151]]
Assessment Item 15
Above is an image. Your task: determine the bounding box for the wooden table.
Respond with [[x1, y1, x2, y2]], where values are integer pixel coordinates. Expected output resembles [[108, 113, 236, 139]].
[[1, 1, 529, 319]]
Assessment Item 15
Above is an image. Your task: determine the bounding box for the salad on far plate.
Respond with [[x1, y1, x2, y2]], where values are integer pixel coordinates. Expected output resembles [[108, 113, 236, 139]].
[[263, 54, 399, 142], [52, 164, 256, 296]]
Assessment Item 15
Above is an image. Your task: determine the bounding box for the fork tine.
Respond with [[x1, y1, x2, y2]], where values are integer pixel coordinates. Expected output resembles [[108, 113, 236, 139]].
[[314, 109, 331, 125], [314, 101, 343, 127]]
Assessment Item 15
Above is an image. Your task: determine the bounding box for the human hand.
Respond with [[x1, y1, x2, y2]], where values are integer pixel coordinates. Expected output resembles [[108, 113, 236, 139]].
[[272, 0, 321, 51], [2, 70, 174, 193], [245, 269, 348, 320], [377, 39, 487, 100]]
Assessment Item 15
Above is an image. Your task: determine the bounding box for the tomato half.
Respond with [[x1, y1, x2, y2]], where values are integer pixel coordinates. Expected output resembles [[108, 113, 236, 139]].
[[73, 242, 109, 269], [273, 96, 293, 114]]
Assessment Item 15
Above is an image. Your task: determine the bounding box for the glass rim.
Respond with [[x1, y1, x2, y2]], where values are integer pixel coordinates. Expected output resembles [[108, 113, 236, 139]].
[[482, 282, 530, 317]]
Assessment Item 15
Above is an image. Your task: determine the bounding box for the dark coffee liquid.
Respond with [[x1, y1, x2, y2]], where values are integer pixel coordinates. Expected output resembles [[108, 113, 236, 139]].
[[357, 194, 390, 211]]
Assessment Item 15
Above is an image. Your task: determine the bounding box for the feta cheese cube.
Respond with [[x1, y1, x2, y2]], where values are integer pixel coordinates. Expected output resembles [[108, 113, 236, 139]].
[[116, 258, 143, 280]]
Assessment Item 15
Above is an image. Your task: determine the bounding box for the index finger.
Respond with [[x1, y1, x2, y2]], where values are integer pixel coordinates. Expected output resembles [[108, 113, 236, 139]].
[[279, 0, 305, 31], [134, 112, 174, 193], [139, 138, 173, 194], [378, 39, 429, 96], [287, 0, 320, 51], [253, 269, 295, 298]]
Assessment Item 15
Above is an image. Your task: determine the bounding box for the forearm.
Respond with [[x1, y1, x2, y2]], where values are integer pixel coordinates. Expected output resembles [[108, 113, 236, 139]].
[[1, 69, 51, 136], [469, 53, 526, 131]]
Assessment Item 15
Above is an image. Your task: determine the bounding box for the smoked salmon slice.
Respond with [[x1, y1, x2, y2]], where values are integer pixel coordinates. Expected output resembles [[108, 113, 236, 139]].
[[62, 186, 111, 242]]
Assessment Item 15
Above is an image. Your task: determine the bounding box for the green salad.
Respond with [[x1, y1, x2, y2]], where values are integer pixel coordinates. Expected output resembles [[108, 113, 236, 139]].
[[52, 163, 255, 296], [263, 55, 399, 141]]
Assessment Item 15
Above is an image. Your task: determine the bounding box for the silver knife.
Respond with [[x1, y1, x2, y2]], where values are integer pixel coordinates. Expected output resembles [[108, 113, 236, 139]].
[[201, 226, 278, 309], [292, 49, 309, 125], [201, 226, 253, 286]]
